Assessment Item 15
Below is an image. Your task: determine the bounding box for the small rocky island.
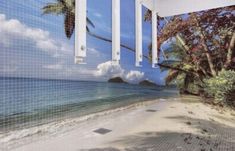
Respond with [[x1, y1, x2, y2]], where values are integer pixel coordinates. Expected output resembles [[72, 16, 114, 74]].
[[139, 80, 157, 87], [108, 78, 158, 86], [108, 77, 127, 83]]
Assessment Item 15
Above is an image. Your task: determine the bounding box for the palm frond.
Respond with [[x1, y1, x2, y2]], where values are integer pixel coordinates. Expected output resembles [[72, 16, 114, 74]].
[[164, 43, 186, 60], [43, 0, 95, 39], [159, 60, 181, 71], [64, 0, 74, 8], [165, 70, 180, 85], [42, 3, 64, 15]]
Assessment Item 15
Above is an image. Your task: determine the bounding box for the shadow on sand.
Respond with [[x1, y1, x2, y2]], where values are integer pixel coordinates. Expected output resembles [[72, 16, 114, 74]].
[[81, 116, 235, 151]]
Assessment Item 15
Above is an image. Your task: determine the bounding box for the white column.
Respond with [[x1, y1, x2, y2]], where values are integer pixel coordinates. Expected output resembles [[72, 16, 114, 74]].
[[135, 0, 143, 67], [112, 0, 121, 65], [152, 10, 158, 68], [75, 0, 87, 64]]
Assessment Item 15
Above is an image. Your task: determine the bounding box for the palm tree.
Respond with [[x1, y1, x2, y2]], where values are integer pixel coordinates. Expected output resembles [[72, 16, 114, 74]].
[[42, 0, 94, 39], [161, 40, 207, 95]]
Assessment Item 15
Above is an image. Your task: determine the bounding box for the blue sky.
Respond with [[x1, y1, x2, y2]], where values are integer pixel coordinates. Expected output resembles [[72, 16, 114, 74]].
[[0, 0, 167, 84]]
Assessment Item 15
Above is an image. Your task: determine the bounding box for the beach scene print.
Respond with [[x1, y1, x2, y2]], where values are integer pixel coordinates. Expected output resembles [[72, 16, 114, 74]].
[[0, 0, 234, 151]]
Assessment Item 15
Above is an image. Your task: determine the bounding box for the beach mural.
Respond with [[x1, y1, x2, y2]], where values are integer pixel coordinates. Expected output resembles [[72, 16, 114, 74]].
[[0, 0, 173, 148], [0, 0, 234, 150]]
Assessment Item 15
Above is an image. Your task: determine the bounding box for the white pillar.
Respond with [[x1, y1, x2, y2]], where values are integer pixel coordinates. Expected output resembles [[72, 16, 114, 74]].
[[112, 0, 121, 65], [135, 0, 143, 67], [75, 0, 87, 64], [152, 10, 158, 68]]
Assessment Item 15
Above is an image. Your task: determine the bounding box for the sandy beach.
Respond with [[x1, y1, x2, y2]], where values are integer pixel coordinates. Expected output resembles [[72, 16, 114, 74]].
[[6, 96, 235, 151]]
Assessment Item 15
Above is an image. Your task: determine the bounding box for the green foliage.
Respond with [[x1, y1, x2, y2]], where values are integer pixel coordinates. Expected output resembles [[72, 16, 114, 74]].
[[205, 70, 235, 107], [173, 73, 203, 95], [175, 73, 186, 88], [157, 6, 235, 108]]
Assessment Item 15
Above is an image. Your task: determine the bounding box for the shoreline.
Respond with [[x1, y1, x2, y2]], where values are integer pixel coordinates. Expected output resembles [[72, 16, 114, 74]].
[[0, 97, 173, 150], [2, 96, 235, 151]]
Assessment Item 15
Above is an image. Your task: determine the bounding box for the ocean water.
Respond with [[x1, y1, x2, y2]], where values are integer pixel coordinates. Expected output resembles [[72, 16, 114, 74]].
[[0, 77, 177, 134]]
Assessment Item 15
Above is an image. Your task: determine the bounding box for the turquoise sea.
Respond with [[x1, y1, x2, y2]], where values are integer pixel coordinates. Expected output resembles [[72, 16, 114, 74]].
[[0, 77, 178, 134]]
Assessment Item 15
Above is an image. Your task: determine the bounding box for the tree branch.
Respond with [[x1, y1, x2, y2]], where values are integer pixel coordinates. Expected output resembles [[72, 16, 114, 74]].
[[224, 32, 235, 69], [193, 14, 217, 76]]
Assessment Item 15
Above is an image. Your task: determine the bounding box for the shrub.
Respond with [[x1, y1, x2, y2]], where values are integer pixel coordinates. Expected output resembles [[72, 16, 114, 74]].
[[205, 69, 235, 107]]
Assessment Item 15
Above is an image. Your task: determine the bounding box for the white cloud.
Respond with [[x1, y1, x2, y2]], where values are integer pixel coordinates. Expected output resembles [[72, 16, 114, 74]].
[[43, 63, 63, 70], [67, 67, 96, 76], [93, 61, 145, 83], [0, 14, 148, 83], [87, 47, 100, 56], [95, 61, 124, 78], [36, 39, 57, 51], [125, 70, 144, 84], [93, 12, 102, 18], [0, 63, 18, 73], [0, 14, 71, 57]]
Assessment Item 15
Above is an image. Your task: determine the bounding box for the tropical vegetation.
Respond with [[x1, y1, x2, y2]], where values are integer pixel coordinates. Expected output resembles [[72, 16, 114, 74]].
[[205, 70, 235, 107], [145, 6, 235, 107], [43, 1, 235, 107]]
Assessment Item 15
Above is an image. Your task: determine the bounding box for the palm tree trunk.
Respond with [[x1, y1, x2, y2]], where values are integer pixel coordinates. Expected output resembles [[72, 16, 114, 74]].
[[200, 33, 217, 76], [176, 34, 190, 52], [224, 32, 235, 69]]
